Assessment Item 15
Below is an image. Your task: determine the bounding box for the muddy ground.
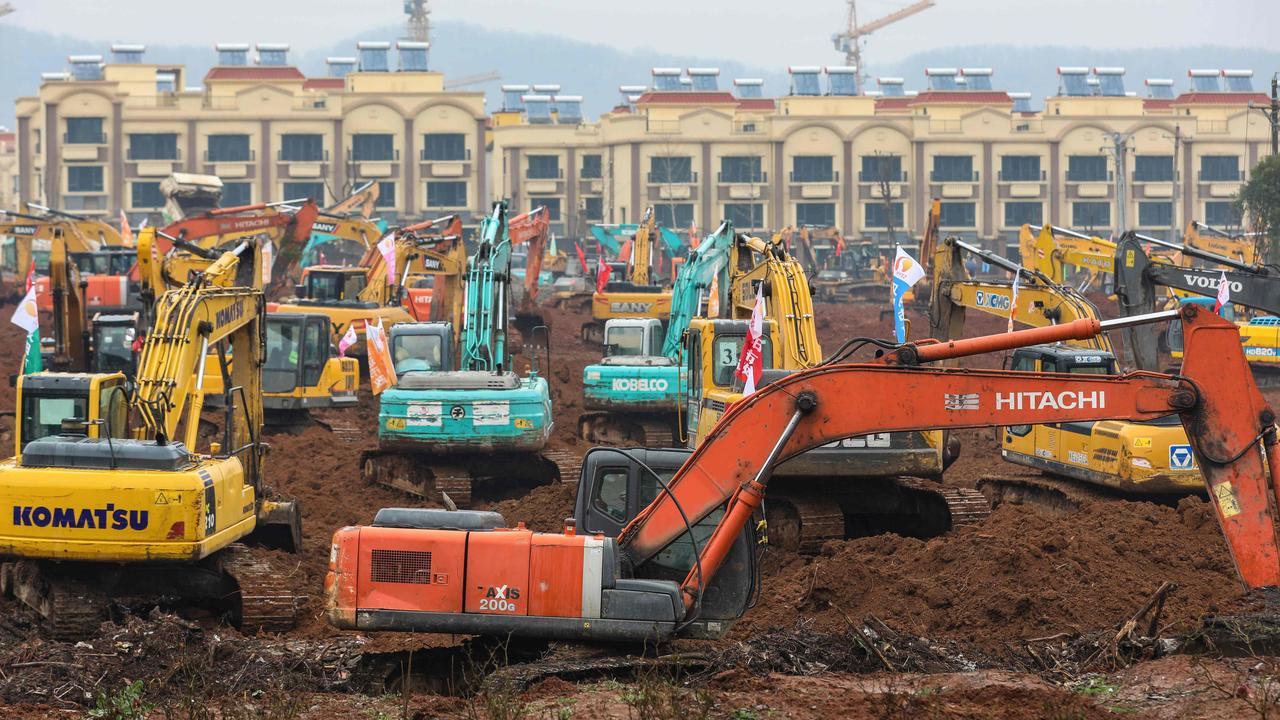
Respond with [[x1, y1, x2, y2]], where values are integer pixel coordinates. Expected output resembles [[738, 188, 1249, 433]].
[[0, 297, 1275, 718]]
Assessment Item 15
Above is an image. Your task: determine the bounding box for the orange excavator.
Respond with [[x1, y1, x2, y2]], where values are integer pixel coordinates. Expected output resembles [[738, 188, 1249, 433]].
[[327, 304, 1279, 640], [510, 206, 550, 341]]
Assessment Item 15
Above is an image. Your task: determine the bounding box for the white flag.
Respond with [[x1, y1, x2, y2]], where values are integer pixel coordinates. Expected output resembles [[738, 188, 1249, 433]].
[[378, 233, 397, 286], [1214, 270, 1230, 313], [261, 241, 274, 284], [1008, 271, 1021, 334], [337, 324, 359, 358], [736, 288, 766, 395], [892, 247, 926, 287], [9, 287, 38, 334]]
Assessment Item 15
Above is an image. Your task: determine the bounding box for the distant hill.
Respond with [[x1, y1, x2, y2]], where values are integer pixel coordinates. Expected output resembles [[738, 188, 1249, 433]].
[[1, 19, 1276, 126]]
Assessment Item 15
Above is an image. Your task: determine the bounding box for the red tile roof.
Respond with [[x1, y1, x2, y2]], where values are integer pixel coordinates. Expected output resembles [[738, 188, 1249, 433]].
[[875, 96, 912, 110], [908, 91, 1012, 105], [736, 98, 776, 111], [1143, 98, 1175, 111], [204, 66, 306, 82], [0, 132, 15, 141], [303, 78, 345, 91], [1172, 92, 1269, 105]]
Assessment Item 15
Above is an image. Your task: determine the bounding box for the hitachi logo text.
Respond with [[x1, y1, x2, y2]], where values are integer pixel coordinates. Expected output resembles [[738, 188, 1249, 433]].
[[995, 391, 1106, 411]]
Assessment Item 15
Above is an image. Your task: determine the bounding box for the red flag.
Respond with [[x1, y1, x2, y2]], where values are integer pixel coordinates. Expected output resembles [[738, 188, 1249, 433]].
[[1214, 270, 1230, 314], [619, 239, 633, 264], [689, 221, 700, 250], [735, 288, 766, 394], [575, 242, 589, 274], [595, 257, 612, 294], [24, 260, 36, 293], [119, 210, 135, 247], [834, 232, 845, 258]]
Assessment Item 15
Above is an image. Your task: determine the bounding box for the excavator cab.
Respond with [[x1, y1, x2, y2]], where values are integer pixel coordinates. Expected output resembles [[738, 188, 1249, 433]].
[[89, 314, 140, 377], [573, 446, 760, 637], [296, 268, 371, 306], [602, 318, 664, 359], [682, 319, 778, 443], [15, 372, 128, 455], [388, 322, 454, 375]]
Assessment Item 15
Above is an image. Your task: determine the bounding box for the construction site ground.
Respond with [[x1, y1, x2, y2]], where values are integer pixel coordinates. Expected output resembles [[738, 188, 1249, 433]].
[[0, 296, 1277, 719]]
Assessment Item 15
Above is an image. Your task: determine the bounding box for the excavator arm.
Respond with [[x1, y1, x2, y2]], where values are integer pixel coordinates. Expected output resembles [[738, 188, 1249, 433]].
[[398, 214, 468, 330], [929, 236, 1110, 352], [728, 233, 822, 367], [1114, 231, 1280, 370], [157, 201, 319, 255], [620, 307, 1280, 607], [325, 181, 380, 218], [662, 222, 734, 358], [461, 202, 513, 372], [630, 208, 656, 287], [47, 237, 88, 372], [1186, 220, 1261, 266], [133, 241, 264, 458]]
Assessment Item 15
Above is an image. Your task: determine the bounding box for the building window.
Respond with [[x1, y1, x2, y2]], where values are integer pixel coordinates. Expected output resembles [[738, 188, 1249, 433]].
[[1003, 202, 1043, 227], [724, 203, 764, 228], [131, 182, 164, 208], [128, 133, 178, 161], [1134, 155, 1173, 182], [654, 203, 694, 228], [865, 202, 904, 229], [65, 117, 105, 145], [351, 134, 395, 162], [1000, 155, 1041, 182], [539, 198, 562, 221], [422, 133, 465, 161], [1204, 201, 1243, 227], [795, 203, 835, 227], [931, 155, 975, 182], [281, 134, 324, 162], [720, 156, 763, 183], [221, 182, 252, 207], [1200, 155, 1241, 182], [791, 156, 833, 183], [580, 155, 602, 179], [283, 182, 325, 202], [939, 202, 976, 228], [527, 155, 561, 179], [1072, 201, 1111, 230], [860, 155, 903, 183], [1138, 201, 1172, 227], [67, 166, 104, 193], [583, 196, 603, 221], [426, 181, 467, 208], [207, 134, 251, 162], [376, 182, 396, 208], [650, 156, 693, 183], [1066, 156, 1107, 182]]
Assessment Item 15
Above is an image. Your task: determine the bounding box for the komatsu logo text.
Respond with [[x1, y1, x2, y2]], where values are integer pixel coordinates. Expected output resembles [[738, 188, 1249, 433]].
[[996, 390, 1106, 411], [214, 301, 245, 328], [1183, 274, 1243, 293], [13, 504, 148, 530]]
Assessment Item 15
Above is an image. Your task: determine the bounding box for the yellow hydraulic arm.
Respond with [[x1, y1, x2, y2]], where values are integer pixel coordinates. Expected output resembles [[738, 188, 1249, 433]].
[[326, 181, 380, 219], [728, 232, 823, 368], [1185, 220, 1261, 266], [1019, 223, 1115, 289], [631, 207, 656, 287], [929, 235, 1111, 353], [133, 239, 264, 455]]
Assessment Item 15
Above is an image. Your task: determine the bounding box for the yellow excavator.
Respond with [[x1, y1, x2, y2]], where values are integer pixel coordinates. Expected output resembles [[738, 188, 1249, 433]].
[[1184, 219, 1260, 267], [0, 207, 126, 299], [682, 227, 977, 551], [1019, 223, 1116, 291], [270, 214, 466, 356], [928, 235, 1204, 503], [585, 208, 674, 344], [0, 235, 302, 639]]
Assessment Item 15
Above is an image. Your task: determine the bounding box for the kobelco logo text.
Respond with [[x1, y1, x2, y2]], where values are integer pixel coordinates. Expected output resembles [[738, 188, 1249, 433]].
[[214, 301, 245, 328], [612, 378, 669, 392], [996, 391, 1106, 411], [610, 302, 652, 313], [1183, 274, 1243, 293], [13, 504, 148, 530]]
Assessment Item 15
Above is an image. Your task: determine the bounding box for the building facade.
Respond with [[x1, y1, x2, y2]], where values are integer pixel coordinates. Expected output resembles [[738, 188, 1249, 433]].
[[0, 130, 16, 211], [492, 67, 1272, 249], [13, 42, 486, 224]]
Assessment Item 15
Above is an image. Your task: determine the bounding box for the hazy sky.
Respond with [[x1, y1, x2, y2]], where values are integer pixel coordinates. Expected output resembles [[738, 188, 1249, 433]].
[[6, 0, 1276, 68]]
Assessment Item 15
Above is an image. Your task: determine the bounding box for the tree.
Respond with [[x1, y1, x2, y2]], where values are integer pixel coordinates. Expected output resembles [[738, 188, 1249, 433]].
[[1236, 154, 1280, 265]]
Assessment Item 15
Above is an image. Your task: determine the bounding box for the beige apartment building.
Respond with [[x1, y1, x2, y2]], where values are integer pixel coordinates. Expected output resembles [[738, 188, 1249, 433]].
[[492, 67, 1273, 249], [13, 42, 486, 223], [0, 129, 16, 210]]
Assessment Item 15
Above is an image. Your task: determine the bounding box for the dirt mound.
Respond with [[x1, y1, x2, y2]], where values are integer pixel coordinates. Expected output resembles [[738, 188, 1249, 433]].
[[735, 497, 1237, 649], [485, 482, 578, 533]]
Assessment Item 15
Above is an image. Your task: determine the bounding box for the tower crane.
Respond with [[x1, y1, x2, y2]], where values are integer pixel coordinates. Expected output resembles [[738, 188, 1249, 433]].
[[832, 0, 935, 95], [404, 0, 430, 43], [0, 3, 15, 18]]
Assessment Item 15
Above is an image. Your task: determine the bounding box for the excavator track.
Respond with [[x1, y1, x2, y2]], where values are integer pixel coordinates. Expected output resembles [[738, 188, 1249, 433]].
[[765, 495, 845, 553], [975, 474, 1119, 516], [221, 544, 299, 635], [897, 478, 993, 527], [362, 450, 560, 505], [577, 413, 677, 448], [580, 322, 604, 345], [542, 448, 583, 485], [11, 561, 108, 641], [481, 649, 710, 696]]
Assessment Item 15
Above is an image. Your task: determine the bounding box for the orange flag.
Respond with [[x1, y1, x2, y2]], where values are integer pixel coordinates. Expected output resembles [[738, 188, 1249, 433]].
[[366, 318, 397, 395]]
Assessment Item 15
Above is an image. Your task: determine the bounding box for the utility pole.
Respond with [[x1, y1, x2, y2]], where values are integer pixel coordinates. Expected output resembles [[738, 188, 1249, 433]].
[[1171, 125, 1181, 240], [1106, 132, 1134, 235], [1271, 74, 1278, 156]]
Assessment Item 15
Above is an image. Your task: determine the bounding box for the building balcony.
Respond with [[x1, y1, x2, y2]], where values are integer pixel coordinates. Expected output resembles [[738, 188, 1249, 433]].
[[421, 150, 472, 179], [928, 119, 963, 134], [293, 96, 330, 111], [1134, 180, 1175, 198], [1010, 118, 1044, 134], [125, 94, 179, 109], [716, 184, 770, 202], [62, 133, 107, 146], [578, 178, 604, 194], [857, 183, 909, 200], [857, 171, 906, 184], [60, 194, 110, 213], [1064, 174, 1113, 200], [61, 145, 107, 163], [201, 95, 239, 111]]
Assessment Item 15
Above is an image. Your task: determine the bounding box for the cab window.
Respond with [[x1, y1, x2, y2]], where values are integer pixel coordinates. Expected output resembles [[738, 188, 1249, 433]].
[[712, 334, 774, 386], [392, 333, 444, 374], [591, 468, 630, 523], [265, 321, 301, 371], [605, 326, 646, 357], [96, 382, 127, 439], [21, 394, 89, 448], [302, 320, 326, 385], [94, 324, 136, 375]]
